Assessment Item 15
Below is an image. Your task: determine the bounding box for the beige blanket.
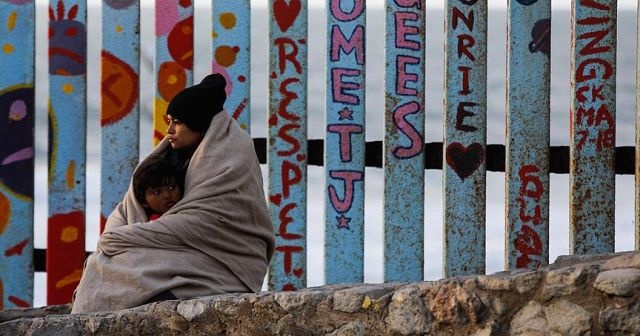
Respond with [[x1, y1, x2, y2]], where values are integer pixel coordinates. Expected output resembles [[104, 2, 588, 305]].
[[71, 112, 274, 313]]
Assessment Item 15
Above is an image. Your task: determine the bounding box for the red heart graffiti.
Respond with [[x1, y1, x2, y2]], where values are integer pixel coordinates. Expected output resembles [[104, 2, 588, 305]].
[[269, 194, 282, 206], [293, 268, 303, 278], [273, 0, 301, 33], [446, 142, 485, 180]]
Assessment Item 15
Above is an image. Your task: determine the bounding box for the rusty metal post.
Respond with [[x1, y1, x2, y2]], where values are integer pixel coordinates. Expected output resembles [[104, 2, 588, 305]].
[[506, 0, 551, 270], [212, 0, 251, 132], [153, 1, 194, 144], [443, 0, 487, 277], [268, 0, 308, 291], [383, 0, 425, 282], [325, 0, 366, 284], [0, 0, 35, 309], [101, 0, 140, 234], [570, 0, 616, 254], [47, 0, 87, 304]]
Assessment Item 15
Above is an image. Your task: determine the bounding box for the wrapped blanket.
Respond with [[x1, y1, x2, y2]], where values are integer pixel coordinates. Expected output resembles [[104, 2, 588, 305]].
[[71, 111, 274, 313]]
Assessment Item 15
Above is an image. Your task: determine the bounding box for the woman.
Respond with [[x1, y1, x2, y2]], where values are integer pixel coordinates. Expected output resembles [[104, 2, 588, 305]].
[[71, 74, 274, 313]]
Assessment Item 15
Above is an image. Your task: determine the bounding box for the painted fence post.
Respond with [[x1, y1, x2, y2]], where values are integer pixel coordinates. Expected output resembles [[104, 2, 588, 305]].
[[0, 0, 35, 309], [637, 0, 640, 250], [212, 0, 251, 132], [100, 0, 140, 234], [383, 0, 425, 282], [153, 0, 194, 144], [47, 0, 87, 304], [325, 0, 366, 284], [268, 0, 308, 291], [443, 0, 487, 277], [506, 0, 551, 270], [570, 0, 616, 254]]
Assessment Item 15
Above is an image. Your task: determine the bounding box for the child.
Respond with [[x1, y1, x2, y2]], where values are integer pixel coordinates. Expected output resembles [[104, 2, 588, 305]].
[[132, 155, 183, 220]]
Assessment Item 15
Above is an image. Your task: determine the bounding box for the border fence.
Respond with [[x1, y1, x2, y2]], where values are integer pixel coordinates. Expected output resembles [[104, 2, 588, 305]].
[[0, 0, 637, 308]]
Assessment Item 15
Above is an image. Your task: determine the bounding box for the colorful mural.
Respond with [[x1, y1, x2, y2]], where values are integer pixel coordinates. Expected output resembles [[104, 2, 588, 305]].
[[0, 0, 35, 309], [153, 0, 193, 144], [100, 0, 140, 234], [212, 0, 251, 131], [47, 0, 87, 305]]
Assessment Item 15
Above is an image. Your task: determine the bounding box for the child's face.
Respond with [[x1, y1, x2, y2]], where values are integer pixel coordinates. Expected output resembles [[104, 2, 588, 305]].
[[143, 182, 182, 215]]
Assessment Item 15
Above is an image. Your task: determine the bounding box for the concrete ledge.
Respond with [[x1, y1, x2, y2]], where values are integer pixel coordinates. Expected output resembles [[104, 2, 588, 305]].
[[2, 251, 640, 335]]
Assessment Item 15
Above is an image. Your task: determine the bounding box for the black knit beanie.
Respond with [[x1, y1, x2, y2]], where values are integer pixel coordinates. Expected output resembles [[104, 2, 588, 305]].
[[166, 74, 227, 133]]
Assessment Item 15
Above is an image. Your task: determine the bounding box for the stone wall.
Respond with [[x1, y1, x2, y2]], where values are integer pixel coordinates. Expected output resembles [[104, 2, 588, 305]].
[[1, 251, 639, 335]]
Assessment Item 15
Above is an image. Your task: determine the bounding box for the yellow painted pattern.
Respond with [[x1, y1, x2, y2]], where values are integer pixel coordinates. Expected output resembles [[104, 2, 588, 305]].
[[219, 12, 236, 29], [60, 226, 78, 243], [55, 269, 83, 289], [66, 160, 76, 189], [2, 43, 14, 54], [7, 11, 17, 31], [61, 83, 74, 94]]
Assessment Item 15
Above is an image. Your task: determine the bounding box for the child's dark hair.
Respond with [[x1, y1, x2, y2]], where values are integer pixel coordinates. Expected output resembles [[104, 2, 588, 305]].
[[132, 155, 182, 206]]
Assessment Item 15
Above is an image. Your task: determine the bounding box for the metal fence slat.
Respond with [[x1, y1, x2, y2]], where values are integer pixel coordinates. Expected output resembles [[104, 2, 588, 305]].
[[47, 0, 87, 305], [383, 0, 426, 282], [443, 0, 488, 277], [325, 0, 366, 284], [153, 1, 194, 144], [505, 0, 551, 270], [100, 0, 140, 234], [267, 0, 308, 291], [0, 0, 35, 309], [570, 0, 616, 254], [212, 0, 251, 132]]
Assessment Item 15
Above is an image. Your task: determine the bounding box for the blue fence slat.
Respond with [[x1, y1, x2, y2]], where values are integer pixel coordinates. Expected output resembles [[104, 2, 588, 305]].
[[0, 1, 35, 309], [47, 0, 87, 304], [268, 0, 308, 291], [100, 0, 140, 234], [153, 0, 194, 144], [383, 0, 425, 282], [443, 0, 488, 277], [570, 0, 616, 254], [637, 3, 640, 251], [212, 0, 251, 132], [505, 0, 551, 270], [324, 0, 366, 284]]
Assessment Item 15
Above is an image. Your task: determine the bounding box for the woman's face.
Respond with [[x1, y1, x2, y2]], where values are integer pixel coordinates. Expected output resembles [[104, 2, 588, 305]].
[[166, 114, 204, 151]]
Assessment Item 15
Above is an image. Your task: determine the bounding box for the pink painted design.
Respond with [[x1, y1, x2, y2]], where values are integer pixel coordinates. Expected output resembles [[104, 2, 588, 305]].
[[155, 0, 180, 36], [327, 124, 363, 162], [330, 0, 364, 22], [211, 62, 232, 95], [2, 147, 33, 165], [392, 102, 424, 159], [338, 108, 353, 120], [336, 215, 351, 229], [9, 100, 27, 121], [328, 170, 363, 213], [331, 68, 362, 104]]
